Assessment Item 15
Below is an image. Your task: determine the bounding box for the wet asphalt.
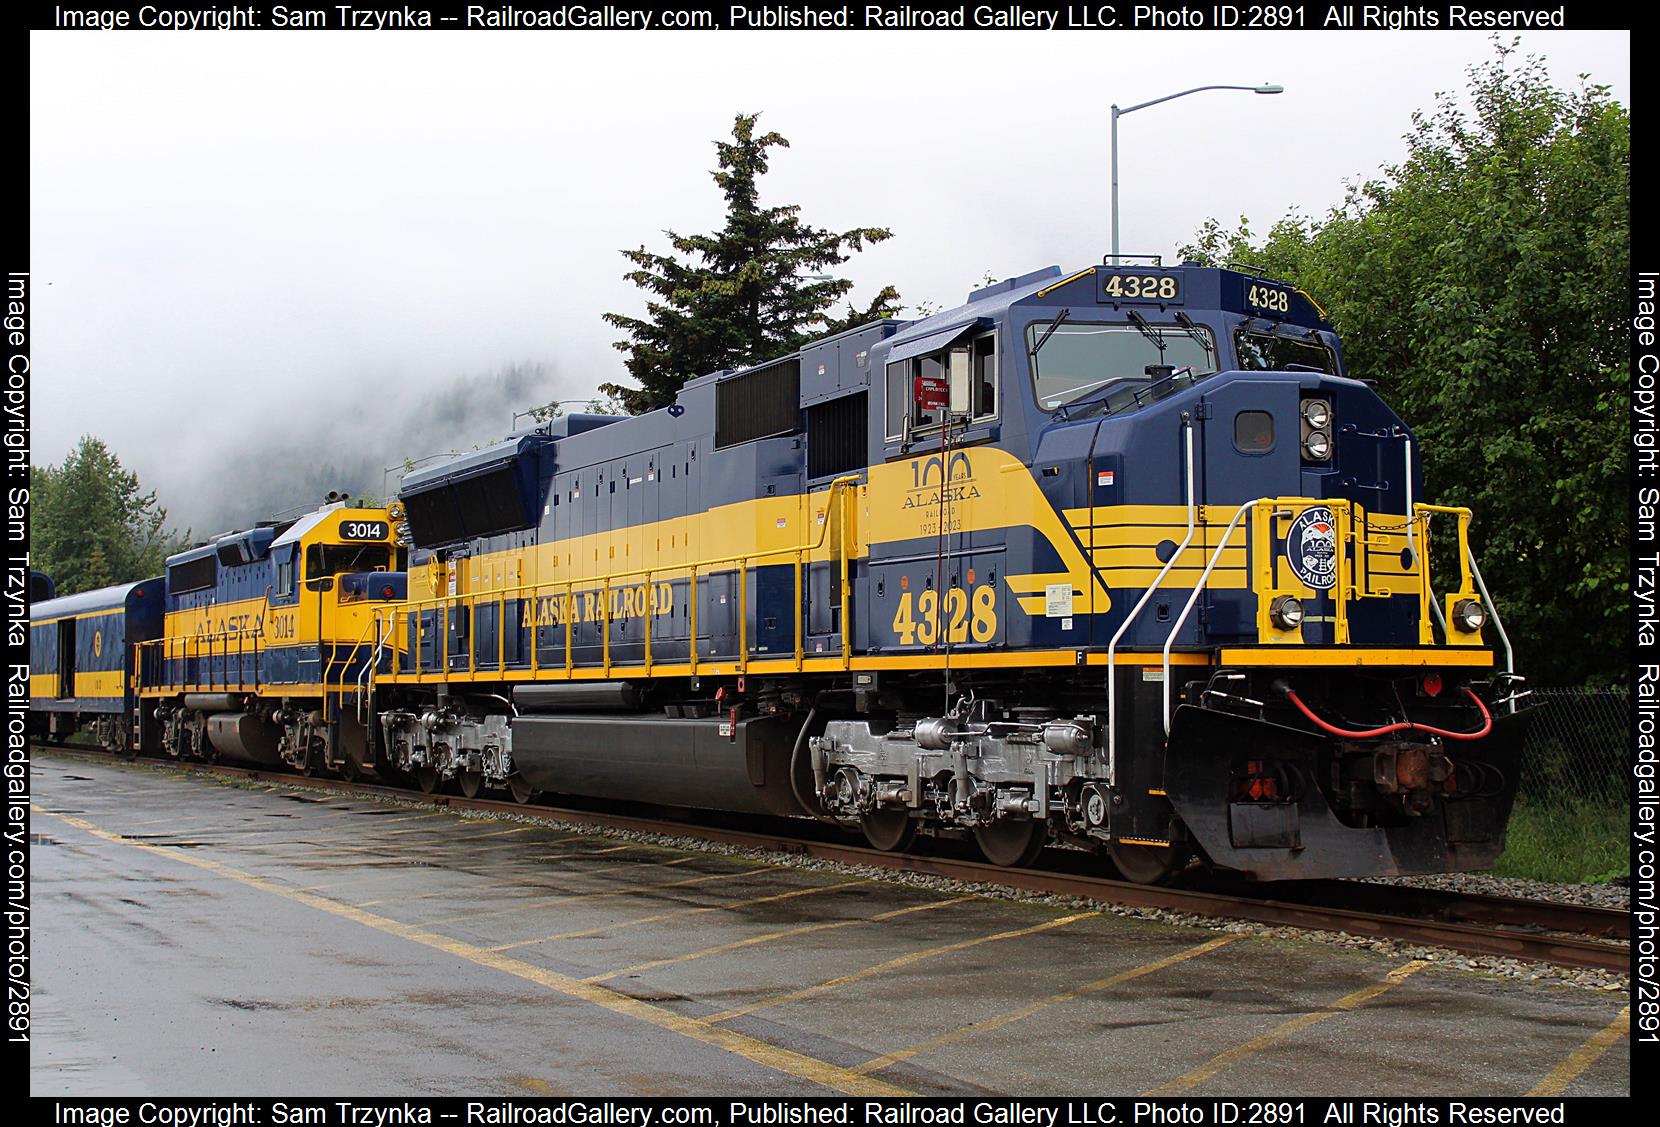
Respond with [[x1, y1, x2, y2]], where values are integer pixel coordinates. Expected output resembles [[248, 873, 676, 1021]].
[[28, 754, 1631, 1097]]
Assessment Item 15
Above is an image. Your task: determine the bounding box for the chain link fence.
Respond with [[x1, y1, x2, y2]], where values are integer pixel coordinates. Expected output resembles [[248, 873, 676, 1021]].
[[1502, 686, 1628, 883], [1518, 687, 1628, 801]]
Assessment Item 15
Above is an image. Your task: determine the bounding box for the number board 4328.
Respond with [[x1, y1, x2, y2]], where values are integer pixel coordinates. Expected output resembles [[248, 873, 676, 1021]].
[[1099, 271, 1181, 303], [1244, 281, 1295, 315]]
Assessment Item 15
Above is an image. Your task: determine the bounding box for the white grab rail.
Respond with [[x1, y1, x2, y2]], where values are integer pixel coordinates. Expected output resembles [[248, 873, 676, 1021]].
[[1161, 497, 1271, 733], [1466, 552, 1516, 710], [1105, 417, 1195, 784]]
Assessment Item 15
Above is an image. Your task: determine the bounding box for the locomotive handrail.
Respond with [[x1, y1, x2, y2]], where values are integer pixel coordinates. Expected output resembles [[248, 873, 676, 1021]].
[[324, 612, 378, 691], [1466, 553, 1516, 700], [1160, 496, 1499, 732], [1161, 497, 1273, 733], [1402, 436, 1449, 639], [136, 624, 264, 694], [1412, 502, 1513, 684], [381, 474, 861, 682], [1105, 415, 1195, 784], [336, 612, 382, 708], [357, 616, 394, 724]]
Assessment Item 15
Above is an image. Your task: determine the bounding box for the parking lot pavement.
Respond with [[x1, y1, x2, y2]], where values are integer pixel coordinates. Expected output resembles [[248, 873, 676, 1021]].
[[30, 754, 1631, 1097]]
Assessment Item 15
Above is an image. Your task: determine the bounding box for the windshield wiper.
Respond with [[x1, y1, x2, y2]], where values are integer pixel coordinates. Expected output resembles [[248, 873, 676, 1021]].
[[1127, 309, 1165, 356], [1031, 308, 1071, 358], [1174, 311, 1215, 360]]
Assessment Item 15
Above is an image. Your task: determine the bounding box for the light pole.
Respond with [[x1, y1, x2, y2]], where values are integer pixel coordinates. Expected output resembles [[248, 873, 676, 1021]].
[[382, 452, 461, 503], [511, 399, 597, 431], [1110, 83, 1284, 263]]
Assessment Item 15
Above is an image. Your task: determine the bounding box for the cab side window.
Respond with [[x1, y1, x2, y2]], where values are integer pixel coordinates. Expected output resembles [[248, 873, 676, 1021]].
[[884, 332, 997, 440]]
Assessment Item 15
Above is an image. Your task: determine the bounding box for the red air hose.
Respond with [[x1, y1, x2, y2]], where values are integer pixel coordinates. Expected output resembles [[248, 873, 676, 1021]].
[[1284, 687, 1493, 742]]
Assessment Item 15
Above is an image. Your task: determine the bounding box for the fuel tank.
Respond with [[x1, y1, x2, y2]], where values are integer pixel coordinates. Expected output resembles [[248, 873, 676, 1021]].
[[204, 712, 284, 767], [511, 713, 809, 818]]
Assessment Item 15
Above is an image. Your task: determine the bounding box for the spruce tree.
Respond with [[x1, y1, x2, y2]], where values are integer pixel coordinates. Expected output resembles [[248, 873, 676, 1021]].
[[602, 113, 899, 413], [31, 436, 187, 595]]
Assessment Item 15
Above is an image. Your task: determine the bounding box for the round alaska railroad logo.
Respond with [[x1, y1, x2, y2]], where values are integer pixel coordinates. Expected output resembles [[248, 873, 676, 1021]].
[[1285, 506, 1338, 590]]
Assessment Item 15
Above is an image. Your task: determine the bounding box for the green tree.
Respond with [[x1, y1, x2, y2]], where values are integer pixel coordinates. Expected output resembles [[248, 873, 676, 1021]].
[[1183, 42, 1629, 685], [524, 393, 628, 425], [31, 436, 188, 595], [601, 113, 900, 413]]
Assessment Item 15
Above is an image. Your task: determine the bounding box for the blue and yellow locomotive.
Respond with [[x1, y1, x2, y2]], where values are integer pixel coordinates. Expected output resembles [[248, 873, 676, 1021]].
[[25, 502, 405, 774], [132, 502, 406, 775], [368, 261, 1531, 882]]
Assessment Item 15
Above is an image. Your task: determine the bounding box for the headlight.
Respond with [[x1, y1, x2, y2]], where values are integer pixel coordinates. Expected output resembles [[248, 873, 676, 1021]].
[[1303, 430, 1331, 460], [1453, 598, 1486, 634], [1270, 595, 1305, 630], [1301, 399, 1331, 429]]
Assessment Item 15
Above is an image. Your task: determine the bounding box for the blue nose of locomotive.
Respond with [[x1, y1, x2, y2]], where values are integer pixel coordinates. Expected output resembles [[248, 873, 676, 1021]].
[[1025, 363, 1420, 652]]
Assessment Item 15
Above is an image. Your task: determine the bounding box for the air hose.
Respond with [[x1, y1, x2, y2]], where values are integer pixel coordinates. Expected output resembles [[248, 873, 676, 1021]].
[[1283, 687, 1493, 742], [789, 706, 839, 823]]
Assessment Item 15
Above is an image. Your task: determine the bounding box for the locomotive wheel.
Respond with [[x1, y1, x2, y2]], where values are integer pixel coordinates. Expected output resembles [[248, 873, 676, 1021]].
[[1108, 841, 1190, 885], [413, 766, 440, 794], [507, 774, 538, 805], [860, 809, 918, 853], [457, 771, 485, 800], [973, 819, 1047, 868]]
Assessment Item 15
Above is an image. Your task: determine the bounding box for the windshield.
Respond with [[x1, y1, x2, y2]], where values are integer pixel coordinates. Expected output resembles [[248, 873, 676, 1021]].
[[1234, 330, 1338, 374], [1026, 321, 1217, 409], [307, 543, 390, 579]]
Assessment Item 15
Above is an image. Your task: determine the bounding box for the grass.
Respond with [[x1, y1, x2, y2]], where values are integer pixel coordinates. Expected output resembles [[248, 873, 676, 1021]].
[[1493, 796, 1629, 884]]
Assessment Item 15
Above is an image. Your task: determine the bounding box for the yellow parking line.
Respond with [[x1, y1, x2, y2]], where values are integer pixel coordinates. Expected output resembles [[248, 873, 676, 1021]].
[[35, 805, 913, 1098], [508, 1076, 567, 1096], [346, 843, 666, 908], [429, 866, 770, 933], [350, 812, 437, 826], [1528, 1006, 1630, 1096], [349, 818, 460, 839], [703, 911, 1098, 1026], [586, 896, 975, 984], [1145, 959, 1431, 1095], [493, 879, 871, 952], [856, 934, 1242, 1074], [350, 848, 652, 907], [401, 855, 727, 922], [99, 804, 365, 832]]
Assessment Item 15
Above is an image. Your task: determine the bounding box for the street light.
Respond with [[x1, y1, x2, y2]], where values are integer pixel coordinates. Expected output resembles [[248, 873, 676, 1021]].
[[1110, 83, 1284, 263], [382, 452, 461, 502]]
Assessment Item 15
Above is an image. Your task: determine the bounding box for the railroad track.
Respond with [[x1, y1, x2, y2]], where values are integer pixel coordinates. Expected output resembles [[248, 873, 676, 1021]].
[[36, 745, 1631, 974]]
